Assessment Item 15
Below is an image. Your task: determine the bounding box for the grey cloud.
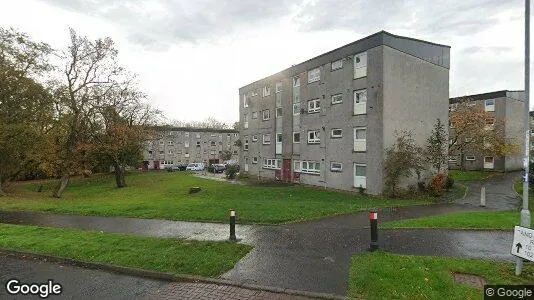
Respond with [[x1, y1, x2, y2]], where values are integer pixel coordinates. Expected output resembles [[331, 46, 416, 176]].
[[44, 0, 301, 49], [460, 46, 514, 55]]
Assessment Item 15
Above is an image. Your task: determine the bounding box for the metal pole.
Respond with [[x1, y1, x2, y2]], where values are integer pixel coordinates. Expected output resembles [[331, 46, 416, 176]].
[[369, 211, 378, 251], [229, 209, 236, 241], [517, 0, 531, 276], [480, 186, 486, 207]]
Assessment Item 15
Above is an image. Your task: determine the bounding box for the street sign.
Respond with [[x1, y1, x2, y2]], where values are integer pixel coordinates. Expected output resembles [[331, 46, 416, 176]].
[[511, 226, 534, 261]]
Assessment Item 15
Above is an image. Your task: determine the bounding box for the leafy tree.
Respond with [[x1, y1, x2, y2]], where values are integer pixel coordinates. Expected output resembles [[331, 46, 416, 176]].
[[384, 131, 425, 197], [0, 28, 54, 195], [449, 102, 519, 170], [425, 118, 448, 172], [219, 150, 232, 162]]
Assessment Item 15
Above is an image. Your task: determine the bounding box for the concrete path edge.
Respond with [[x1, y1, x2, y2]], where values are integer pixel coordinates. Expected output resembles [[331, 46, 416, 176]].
[[0, 248, 352, 300]]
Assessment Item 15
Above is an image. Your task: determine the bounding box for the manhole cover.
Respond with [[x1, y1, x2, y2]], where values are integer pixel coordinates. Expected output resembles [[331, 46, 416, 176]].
[[452, 273, 487, 289]]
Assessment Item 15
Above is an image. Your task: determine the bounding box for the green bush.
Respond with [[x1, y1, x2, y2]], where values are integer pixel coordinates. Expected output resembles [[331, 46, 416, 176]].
[[445, 174, 454, 190], [225, 165, 238, 179]]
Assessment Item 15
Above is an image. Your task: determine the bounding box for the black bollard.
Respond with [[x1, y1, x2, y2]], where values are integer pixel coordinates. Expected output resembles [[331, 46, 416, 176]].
[[229, 209, 236, 241], [369, 211, 378, 251]]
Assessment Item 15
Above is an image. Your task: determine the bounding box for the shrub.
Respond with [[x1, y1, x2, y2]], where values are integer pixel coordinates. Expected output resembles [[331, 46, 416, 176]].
[[428, 173, 447, 196], [417, 181, 426, 192], [445, 174, 454, 190], [357, 185, 365, 195], [225, 165, 238, 179]]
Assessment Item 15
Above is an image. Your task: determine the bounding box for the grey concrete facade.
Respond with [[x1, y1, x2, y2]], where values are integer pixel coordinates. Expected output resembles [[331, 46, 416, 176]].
[[448, 90, 525, 172], [143, 127, 239, 170], [239, 31, 450, 195]]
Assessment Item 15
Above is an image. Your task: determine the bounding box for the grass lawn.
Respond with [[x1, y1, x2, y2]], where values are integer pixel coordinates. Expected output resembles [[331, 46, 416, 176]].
[[0, 172, 431, 224], [449, 170, 502, 181], [0, 223, 251, 277], [349, 252, 534, 300], [382, 180, 531, 230]]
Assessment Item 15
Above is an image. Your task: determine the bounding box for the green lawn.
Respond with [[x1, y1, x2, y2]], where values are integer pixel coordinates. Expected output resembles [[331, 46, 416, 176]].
[[349, 252, 534, 300], [0, 172, 431, 224], [449, 170, 502, 181], [0, 223, 251, 277]]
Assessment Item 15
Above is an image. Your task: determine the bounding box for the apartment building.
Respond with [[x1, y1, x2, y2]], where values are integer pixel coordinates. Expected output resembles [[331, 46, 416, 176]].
[[448, 90, 525, 171], [142, 127, 240, 170], [239, 31, 450, 195]]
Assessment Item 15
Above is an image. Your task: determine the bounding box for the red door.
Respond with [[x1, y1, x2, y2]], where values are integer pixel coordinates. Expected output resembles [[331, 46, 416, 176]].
[[282, 159, 292, 183], [154, 160, 160, 170]]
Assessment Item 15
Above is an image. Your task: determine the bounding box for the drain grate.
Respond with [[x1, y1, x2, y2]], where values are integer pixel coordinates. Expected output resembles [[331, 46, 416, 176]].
[[452, 273, 487, 289]]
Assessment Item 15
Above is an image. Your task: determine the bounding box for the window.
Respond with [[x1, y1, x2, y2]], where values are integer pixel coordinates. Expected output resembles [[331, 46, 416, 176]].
[[262, 109, 270, 120], [331, 128, 342, 138], [293, 77, 300, 87], [251, 91, 258, 97], [159, 141, 164, 145], [308, 130, 320, 144], [485, 117, 495, 129], [485, 99, 495, 112], [196, 141, 201, 147], [196, 133, 201, 139], [252, 157, 258, 164], [276, 107, 283, 118], [296, 160, 320, 174], [184, 141, 189, 148], [168, 131, 174, 136], [184, 152, 189, 158], [354, 89, 367, 115], [243, 94, 249, 108], [293, 103, 300, 115], [210, 150, 215, 155], [168, 150, 173, 155], [308, 99, 320, 113], [185, 132, 189, 138], [167, 141, 174, 146], [331, 93, 343, 104], [354, 164, 366, 188], [211, 133, 217, 137], [159, 150, 164, 155], [448, 156, 457, 163], [244, 138, 249, 151], [252, 135, 258, 142], [263, 134, 271, 144], [354, 127, 366, 152], [244, 113, 248, 129], [210, 141, 216, 146], [484, 156, 494, 169], [263, 86, 271, 97], [331, 59, 343, 71], [275, 82, 282, 93], [276, 133, 282, 143], [465, 155, 476, 161], [308, 67, 320, 83], [233, 150, 238, 154], [330, 162, 343, 172], [252, 111, 258, 119], [293, 160, 302, 172], [263, 158, 281, 170], [293, 132, 300, 143], [354, 52, 367, 79]]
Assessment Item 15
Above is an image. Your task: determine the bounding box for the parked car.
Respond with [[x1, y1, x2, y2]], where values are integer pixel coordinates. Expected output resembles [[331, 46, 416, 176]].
[[212, 164, 226, 173], [172, 164, 187, 171], [186, 163, 205, 171]]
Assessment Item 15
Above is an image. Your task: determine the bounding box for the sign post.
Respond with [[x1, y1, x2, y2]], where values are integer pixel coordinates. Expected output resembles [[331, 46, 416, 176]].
[[511, 226, 534, 262]]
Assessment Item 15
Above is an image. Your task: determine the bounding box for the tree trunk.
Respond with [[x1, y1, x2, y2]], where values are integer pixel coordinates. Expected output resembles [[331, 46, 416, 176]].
[[114, 163, 126, 188], [53, 173, 69, 198]]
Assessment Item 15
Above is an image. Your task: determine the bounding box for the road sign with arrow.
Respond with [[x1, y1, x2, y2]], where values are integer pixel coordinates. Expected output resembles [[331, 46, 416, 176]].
[[511, 226, 534, 261]]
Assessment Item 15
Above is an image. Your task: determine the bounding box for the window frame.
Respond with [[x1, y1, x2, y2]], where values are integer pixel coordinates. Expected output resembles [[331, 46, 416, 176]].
[[307, 130, 320, 144], [331, 128, 343, 138], [308, 99, 321, 113], [465, 155, 476, 161], [331, 59, 343, 71], [276, 107, 283, 118], [263, 134, 271, 145], [307, 67, 320, 83], [262, 109, 270, 120], [330, 162, 343, 172], [353, 127, 367, 152], [331, 93, 343, 105], [293, 132, 300, 143]]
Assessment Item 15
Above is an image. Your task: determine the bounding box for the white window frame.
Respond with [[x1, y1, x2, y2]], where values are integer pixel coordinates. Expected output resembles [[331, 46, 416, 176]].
[[307, 67, 320, 83], [243, 94, 249, 108], [252, 135, 258, 142], [300, 160, 320, 174], [354, 52, 367, 79], [308, 130, 320, 144], [448, 156, 457, 163], [331, 128, 342, 138], [196, 133, 201, 139], [263, 158, 282, 170], [331, 93, 343, 105], [354, 163, 367, 189], [353, 127, 366, 152], [465, 155, 476, 161], [331, 59, 343, 71], [330, 162, 343, 172], [244, 138, 249, 151], [244, 113, 249, 129], [293, 77, 300, 87], [262, 109, 270, 120], [275, 82, 282, 93], [159, 141, 164, 146], [185, 132, 189, 138], [293, 103, 300, 115], [353, 89, 367, 115], [252, 157, 258, 164], [276, 107, 283, 118], [308, 99, 320, 113], [263, 86, 271, 97], [485, 99, 495, 112], [252, 111, 258, 119], [167, 141, 174, 146], [293, 132, 300, 143], [484, 156, 495, 169], [263, 134, 271, 145], [485, 117, 495, 129]]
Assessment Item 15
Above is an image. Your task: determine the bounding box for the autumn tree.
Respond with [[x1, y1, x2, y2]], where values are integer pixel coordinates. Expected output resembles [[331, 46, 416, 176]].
[[50, 28, 130, 197], [0, 27, 54, 195], [384, 131, 425, 197], [449, 102, 519, 170], [425, 118, 448, 173]]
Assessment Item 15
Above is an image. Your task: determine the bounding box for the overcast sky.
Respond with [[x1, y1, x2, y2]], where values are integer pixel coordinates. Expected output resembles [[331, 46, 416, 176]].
[[1, 0, 531, 123]]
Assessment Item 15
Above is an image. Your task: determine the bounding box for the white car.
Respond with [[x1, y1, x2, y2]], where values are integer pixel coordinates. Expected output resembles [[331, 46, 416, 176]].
[[186, 163, 205, 171]]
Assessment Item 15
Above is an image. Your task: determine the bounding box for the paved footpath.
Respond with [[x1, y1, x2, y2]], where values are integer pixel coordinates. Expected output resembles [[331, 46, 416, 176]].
[[0, 254, 313, 300]]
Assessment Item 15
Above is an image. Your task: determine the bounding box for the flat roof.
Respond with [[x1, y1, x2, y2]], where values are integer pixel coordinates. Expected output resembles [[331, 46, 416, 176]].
[[154, 126, 239, 134], [240, 30, 451, 90], [449, 90, 525, 103]]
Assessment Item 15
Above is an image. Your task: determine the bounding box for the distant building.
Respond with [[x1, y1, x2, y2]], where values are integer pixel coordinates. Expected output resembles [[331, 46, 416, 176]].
[[238, 31, 450, 195], [142, 127, 239, 170], [448, 90, 525, 171]]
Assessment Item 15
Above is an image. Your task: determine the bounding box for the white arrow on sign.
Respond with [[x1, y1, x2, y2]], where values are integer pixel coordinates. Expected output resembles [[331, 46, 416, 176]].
[[511, 226, 534, 262]]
